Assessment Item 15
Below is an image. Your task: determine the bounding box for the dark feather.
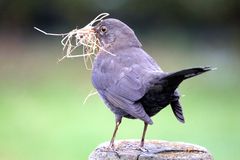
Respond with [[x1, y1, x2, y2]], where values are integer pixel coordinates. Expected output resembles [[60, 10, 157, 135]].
[[159, 67, 213, 92], [171, 100, 185, 123]]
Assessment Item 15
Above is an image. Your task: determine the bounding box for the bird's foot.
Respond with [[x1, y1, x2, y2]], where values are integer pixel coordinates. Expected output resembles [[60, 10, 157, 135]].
[[108, 144, 115, 150], [138, 146, 149, 152], [109, 140, 116, 148], [98, 145, 115, 152], [132, 146, 149, 152], [101, 142, 116, 151]]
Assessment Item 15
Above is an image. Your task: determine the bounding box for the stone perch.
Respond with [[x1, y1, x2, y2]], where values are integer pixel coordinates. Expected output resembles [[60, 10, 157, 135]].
[[89, 140, 213, 160]]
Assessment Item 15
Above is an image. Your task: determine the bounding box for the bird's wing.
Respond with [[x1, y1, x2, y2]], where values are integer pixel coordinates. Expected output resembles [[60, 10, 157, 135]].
[[92, 48, 162, 124], [105, 48, 163, 102], [108, 66, 146, 101], [92, 66, 147, 96], [104, 89, 153, 124], [103, 64, 155, 124]]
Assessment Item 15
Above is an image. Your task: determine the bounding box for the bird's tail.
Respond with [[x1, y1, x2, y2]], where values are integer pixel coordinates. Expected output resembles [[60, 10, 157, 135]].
[[161, 66, 214, 92], [161, 67, 214, 123]]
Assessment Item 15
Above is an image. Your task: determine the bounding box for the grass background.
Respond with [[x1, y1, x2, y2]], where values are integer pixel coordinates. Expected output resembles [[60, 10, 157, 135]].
[[0, 35, 239, 160]]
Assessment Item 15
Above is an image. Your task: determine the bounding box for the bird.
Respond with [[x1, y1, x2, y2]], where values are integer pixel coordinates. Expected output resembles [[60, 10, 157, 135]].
[[91, 18, 212, 148]]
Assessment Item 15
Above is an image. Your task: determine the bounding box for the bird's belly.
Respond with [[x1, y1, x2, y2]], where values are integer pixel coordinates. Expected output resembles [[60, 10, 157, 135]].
[[123, 93, 173, 120], [140, 93, 172, 117]]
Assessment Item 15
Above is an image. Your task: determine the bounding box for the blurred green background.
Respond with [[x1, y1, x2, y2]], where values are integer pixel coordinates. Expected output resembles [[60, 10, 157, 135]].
[[0, 0, 240, 160]]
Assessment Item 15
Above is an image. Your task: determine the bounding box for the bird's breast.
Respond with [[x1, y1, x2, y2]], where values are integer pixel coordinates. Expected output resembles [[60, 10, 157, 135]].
[[91, 53, 120, 90]]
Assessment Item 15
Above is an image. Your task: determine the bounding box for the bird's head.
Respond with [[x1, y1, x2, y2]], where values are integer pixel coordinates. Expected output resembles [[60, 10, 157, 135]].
[[36, 14, 143, 68], [93, 18, 142, 51]]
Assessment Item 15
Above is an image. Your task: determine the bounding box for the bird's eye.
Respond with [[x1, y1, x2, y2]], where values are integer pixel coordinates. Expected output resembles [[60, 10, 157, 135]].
[[100, 26, 107, 33]]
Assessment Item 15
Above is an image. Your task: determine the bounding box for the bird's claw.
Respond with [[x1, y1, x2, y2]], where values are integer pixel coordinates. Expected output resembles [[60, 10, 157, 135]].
[[132, 146, 149, 152], [108, 143, 115, 150], [138, 147, 149, 152], [98, 145, 115, 152]]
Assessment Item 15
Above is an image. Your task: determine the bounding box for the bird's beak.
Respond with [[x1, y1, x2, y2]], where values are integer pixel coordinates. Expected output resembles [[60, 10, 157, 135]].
[[92, 25, 99, 34], [92, 26, 97, 33], [92, 26, 100, 40], [92, 22, 101, 33]]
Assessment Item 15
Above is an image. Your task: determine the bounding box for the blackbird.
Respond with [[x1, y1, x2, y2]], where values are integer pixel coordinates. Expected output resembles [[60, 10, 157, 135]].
[[92, 18, 212, 148]]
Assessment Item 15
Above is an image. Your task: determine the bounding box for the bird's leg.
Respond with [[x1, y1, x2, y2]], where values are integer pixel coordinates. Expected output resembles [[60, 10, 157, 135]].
[[109, 118, 122, 148], [140, 122, 148, 147]]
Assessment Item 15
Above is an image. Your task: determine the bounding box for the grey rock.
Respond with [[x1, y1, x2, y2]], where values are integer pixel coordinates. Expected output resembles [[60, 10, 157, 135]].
[[89, 140, 213, 160]]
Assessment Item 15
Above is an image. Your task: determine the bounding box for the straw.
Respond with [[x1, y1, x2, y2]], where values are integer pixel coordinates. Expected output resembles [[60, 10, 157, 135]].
[[34, 13, 114, 70]]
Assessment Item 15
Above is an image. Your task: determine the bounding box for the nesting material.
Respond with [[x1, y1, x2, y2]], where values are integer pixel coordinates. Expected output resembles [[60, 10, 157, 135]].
[[34, 13, 113, 70], [34, 13, 114, 102]]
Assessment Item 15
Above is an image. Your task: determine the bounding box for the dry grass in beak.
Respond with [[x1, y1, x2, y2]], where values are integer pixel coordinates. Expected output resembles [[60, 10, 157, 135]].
[[34, 13, 114, 70]]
